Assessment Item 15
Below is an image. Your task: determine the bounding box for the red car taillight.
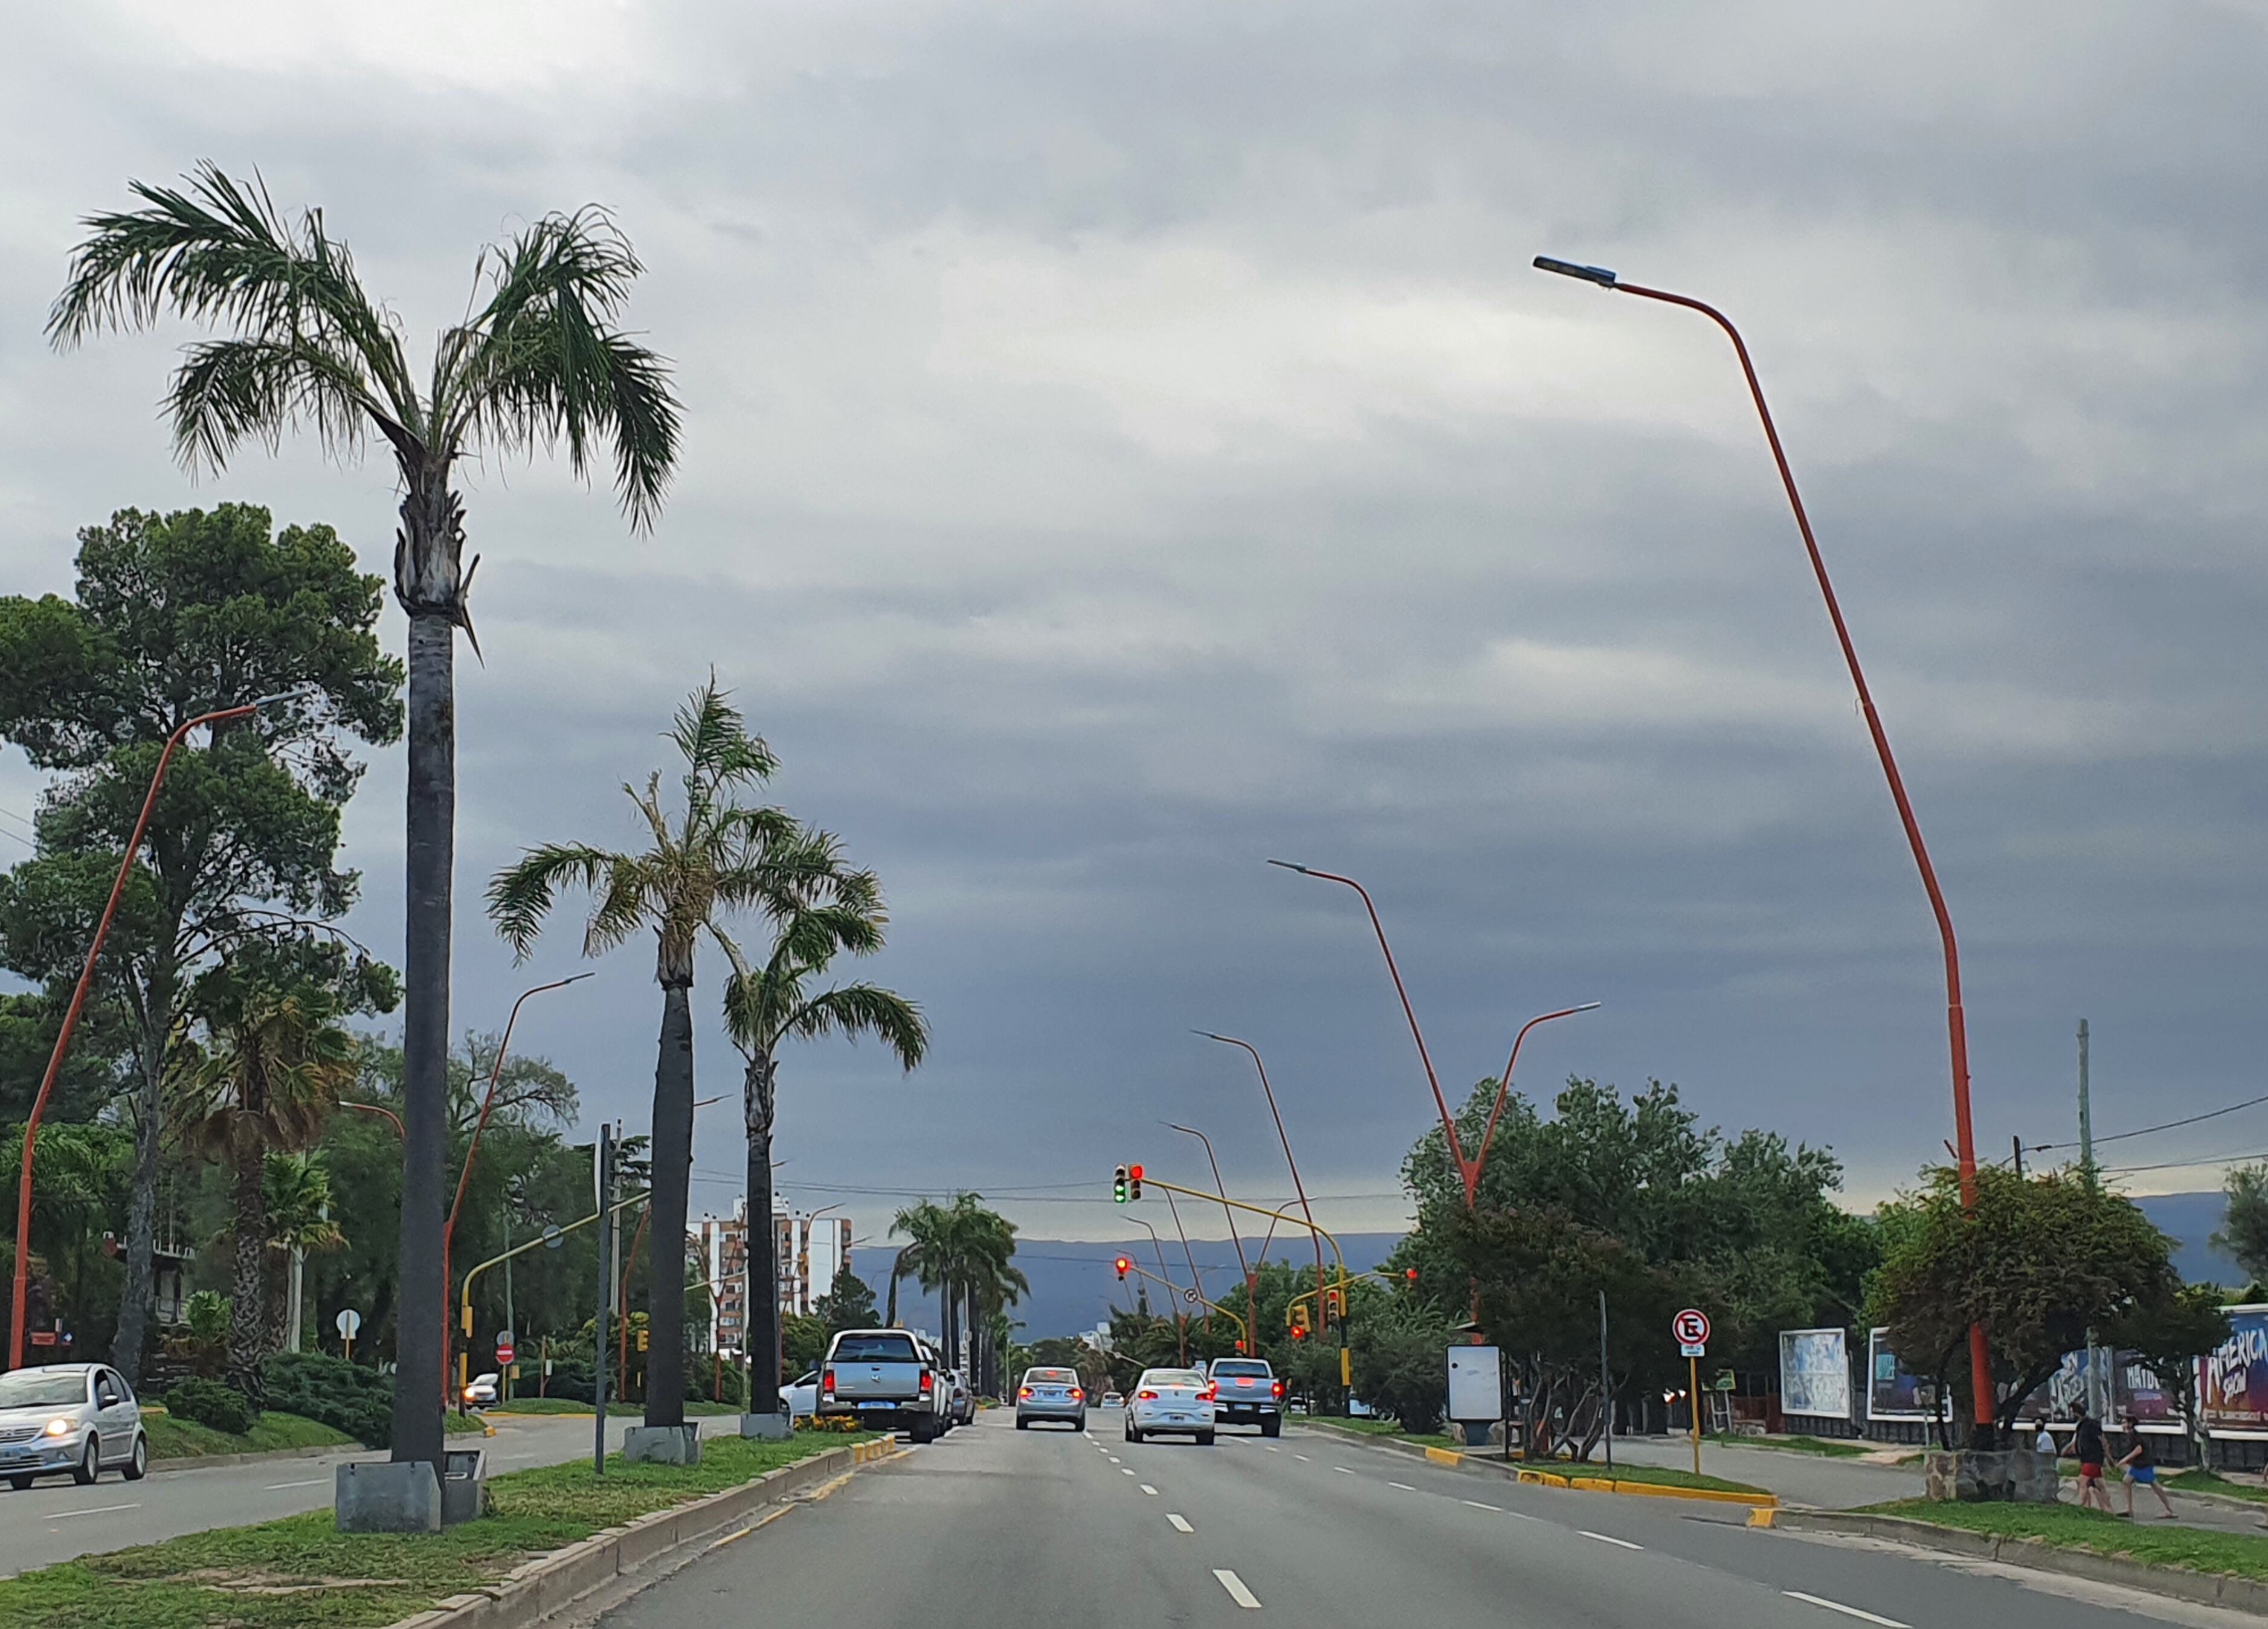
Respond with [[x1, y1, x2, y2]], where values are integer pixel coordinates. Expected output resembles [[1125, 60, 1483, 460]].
[[1019, 1386, 1034, 1399], [1272, 1380, 1286, 1398], [822, 1367, 836, 1395], [1137, 1389, 1159, 1401], [1199, 1385, 1216, 1402], [1069, 1388, 1084, 1401], [920, 1370, 934, 1394]]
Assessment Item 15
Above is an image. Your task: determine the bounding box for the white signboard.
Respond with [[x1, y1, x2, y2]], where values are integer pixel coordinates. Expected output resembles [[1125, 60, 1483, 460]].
[[1779, 1327, 1851, 1420], [1448, 1345, 1503, 1422], [335, 1308, 362, 1339]]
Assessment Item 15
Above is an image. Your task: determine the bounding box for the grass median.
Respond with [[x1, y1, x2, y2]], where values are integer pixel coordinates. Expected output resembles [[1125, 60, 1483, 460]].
[[0, 1427, 874, 1629], [145, 1411, 356, 1462], [1706, 1433, 1872, 1459], [1866, 1498, 2268, 1579]]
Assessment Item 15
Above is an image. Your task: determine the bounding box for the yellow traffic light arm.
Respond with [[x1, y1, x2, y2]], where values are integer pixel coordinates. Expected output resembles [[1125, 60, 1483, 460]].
[[1111, 1260, 1251, 1348], [1133, 1175, 1348, 1289], [460, 1190, 649, 1339], [1286, 1268, 1398, 1320]]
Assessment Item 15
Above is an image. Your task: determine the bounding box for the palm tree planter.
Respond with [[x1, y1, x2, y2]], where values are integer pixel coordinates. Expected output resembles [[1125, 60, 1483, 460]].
[[722, 883, 925, 1431], [490, 681, 849, 1455], [51, 164, 679, 1482]]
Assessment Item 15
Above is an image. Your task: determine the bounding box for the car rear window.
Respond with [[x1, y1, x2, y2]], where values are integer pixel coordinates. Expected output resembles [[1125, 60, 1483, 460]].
[[832, 1333, 920, 1361], [1209, 1361, 1270, 1378], [1144, 1371, 1204, 1388], [1025, 1369, 1077, 1383]]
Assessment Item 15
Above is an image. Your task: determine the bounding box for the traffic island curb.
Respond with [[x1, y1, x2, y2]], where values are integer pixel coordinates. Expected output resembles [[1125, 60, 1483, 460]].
[[1773, 1509, 2268, 1618], [373, 1436, 901, 1629], [1293, 1422, 1775, 1511]]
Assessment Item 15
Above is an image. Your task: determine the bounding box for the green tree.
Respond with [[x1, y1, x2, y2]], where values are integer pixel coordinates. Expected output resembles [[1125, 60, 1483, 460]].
[[1869, 1166, 2179, 1445], [2104, 1280, 2231, 1464], [814, 1264, 878, 1336], [490, 680, 848, 1430], [52, 164, 680, 1469], [724, 883, 924, 1418], [0, 502, 399, 1384], [1349, 1292, 1457, 1434], [888, 1194, 1026, 1395], [2215, 1166, 2268, 1285], [262, 1151, 346, 1355]]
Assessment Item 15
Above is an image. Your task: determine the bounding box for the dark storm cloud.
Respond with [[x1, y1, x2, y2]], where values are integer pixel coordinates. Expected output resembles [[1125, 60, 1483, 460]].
[[2, 0, 2264, 1247]]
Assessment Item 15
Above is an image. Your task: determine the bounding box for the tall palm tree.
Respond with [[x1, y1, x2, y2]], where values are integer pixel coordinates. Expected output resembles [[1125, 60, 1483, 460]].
[[489, 681, 848, 1430], [179, 988, 356, 1399], [887, 1198, 948, 1335], [263, 1152, 346, 1354], [50, 164, 680, 1470], [888, 1194, 1024, 1386], [723, 884, 926, 1418]]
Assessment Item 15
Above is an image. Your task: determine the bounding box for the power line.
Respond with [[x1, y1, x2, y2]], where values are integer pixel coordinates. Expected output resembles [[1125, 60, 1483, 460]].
[[2034, 1091, 2268, 1154], [2101, 1147, 2268, 1177]]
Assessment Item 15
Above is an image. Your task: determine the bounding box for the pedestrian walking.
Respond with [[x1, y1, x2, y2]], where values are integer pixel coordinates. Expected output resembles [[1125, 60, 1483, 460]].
[[2118, 1417, 2175, 1520], [2071, 1407, 2112, 1512], [2034, 1420, 2055, 1457]]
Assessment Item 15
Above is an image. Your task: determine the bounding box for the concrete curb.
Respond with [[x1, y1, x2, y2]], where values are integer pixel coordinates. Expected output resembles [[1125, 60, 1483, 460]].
[[150, 1441, 370, 1475], [1294, 1422, 1776, 1510], [375, 1437, 899, 1629], [1775, 1509, 2268, 1617]]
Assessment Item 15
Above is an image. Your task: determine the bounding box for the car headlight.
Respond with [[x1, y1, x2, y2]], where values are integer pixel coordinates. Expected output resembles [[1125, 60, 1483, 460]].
[[45, 1418, 74, 1438]]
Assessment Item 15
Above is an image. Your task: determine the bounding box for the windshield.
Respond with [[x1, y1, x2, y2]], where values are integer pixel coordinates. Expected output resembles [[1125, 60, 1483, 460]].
[[832, 1333, 920, 1362], [0, 1372, 88, 1409], [1024, 1369, 1077, 1384], [1209, 1361, 1269, 1378]]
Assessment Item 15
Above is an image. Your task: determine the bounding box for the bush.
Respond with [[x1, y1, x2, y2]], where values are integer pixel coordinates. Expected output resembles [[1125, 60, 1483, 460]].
[[166, 1377, 256, 1436], [263, 1351, 393, 1448]]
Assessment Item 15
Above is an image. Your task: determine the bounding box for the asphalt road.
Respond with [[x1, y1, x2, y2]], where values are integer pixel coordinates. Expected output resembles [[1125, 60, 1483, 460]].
[[604, 1413, 2254, 1629], [0, 1411, 640, 1579]]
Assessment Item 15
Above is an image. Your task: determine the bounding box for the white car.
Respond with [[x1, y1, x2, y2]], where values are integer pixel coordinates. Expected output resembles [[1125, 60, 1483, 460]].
[[462, 1372, 500, 1407], [0, 1363, 149, 1488], [784, 1370, 819, 1421], [1124, 1367, 1215, 1445]]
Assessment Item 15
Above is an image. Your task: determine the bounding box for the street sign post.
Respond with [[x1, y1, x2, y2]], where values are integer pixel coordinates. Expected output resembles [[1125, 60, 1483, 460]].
[[496, 1331, 517, 1366], [1672, 1309, 1710, 1475], [335, 1307, 362, 1361]]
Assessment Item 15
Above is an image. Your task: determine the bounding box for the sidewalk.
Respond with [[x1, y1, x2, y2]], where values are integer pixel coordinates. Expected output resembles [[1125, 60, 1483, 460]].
[[1607, 1434, 2268, 1535]]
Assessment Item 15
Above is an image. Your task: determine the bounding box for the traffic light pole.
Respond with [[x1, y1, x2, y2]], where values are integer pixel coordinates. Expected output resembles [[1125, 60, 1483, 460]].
[[1127, 1175, 1350, 1314], [1111, 1259, 1250, 1352]]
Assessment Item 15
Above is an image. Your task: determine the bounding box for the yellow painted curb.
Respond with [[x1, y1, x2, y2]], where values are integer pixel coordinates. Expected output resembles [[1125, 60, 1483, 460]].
[[1747, 1506, 1777, 1528], [851, 1437, 901, 1465], [1515, 1468, 1572, 1488], [1424, 1446, 1464, 1467], [1514, 1466, 1774, 1508]]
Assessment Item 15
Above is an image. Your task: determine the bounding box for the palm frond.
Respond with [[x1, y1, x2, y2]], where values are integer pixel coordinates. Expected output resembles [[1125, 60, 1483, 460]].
[[784, 984, 929, 1072], [167, 335, 384, 474], [485, 842, 623, 961], [670, 678, 776, 794]]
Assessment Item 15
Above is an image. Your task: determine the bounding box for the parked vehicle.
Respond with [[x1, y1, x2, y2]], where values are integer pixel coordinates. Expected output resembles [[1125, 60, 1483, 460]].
[[817, 1329, 946, 1442], [1200, 1358, 1284, 1436], [462, 1372, 500, 1407], [1124, 1367, 1214, 1445], [946, 1369, 975, 1427], [785, 1370, 819, 1421], [1014, 1366, 1086, 1430], [1101, 1391, 1124, 1409], [0, 1364, 149, 1489]]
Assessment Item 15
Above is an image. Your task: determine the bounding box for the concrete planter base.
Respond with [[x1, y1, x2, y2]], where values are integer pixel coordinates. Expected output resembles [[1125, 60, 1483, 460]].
[[739, 1412, 793, 1441], [1924, 1447, 2059, 1502], [622, 1424, 702, 1466], [335, 1460, 442, 1532]]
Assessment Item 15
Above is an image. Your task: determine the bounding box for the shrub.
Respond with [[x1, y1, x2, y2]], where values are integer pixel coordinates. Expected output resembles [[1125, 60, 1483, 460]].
[[166, 1376, 256, 1436], [263, 1351, 392, 1447]]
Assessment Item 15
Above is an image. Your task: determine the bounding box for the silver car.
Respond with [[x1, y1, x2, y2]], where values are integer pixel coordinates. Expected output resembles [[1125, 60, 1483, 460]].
[[0, 1363, 149, 1489], [1014, 1366, 1087, 1430]]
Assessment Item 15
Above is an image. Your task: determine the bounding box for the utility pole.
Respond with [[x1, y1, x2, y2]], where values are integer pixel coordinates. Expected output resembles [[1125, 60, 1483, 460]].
[[501, 1208, 515, 1404], [1599, 1291, 1612, 1475], [2080, 1018, 2104, 1419], [594, 1122, 614, 1477], [2012, 1136, 2025, 1178]]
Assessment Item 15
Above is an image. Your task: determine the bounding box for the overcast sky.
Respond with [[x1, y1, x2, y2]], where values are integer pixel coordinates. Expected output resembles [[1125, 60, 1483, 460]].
[[4, 0, 2264, 1257]]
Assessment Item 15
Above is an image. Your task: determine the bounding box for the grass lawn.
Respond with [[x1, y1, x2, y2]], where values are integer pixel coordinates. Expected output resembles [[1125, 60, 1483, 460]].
[[1867, 1499, 2268, 1579], [145, 1412, 355, 1461], [1709, 1433, 1870, 1459], [2168, 1468, 2268, 1503], [0, 1430, 871, 1628]]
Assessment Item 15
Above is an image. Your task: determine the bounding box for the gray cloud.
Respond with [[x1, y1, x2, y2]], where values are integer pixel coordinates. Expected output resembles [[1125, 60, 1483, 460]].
[[2, 0, 2265, 1250]]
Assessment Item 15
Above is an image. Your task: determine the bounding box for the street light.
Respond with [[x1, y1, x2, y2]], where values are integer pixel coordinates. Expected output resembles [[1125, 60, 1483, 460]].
[[1533, 252, 1994, 1446], [1167, 1122, 1259, 1349], [1127, 1218, 1185, 1364], [8, 687, 309, 1372], [1193, 1032, 1332, 1331]]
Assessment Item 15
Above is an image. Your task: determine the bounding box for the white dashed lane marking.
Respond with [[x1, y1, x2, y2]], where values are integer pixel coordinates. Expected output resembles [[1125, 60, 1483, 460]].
[[1461, 1500, 1501, 1512], [1783, 1592, 1909, 1628], [1332, 1466, 1355, 1476], [1292, 1453, 1311, 1462], [1580, 1531, 1642, 1550], [1122, 1468, 1136, 1476], [1388, 1482, 1415, 1491], [47, 1504, 140, 1520], [1167, 1512, 1194, 1533], [1214, 1569, 1263, 1609], [263, 1478, 327, 1489], [1263, 1445, 1280, 1453], [1140, 1484, 1158, 1496]]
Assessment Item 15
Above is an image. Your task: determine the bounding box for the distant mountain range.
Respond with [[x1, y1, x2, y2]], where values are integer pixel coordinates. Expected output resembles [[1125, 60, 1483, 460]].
[[859, 1195, 2241, 1343]]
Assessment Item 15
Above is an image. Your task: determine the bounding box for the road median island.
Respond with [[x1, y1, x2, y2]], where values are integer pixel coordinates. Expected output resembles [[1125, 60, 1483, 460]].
[[0, 1427, 887, 1629], [1777, 1502, 2268, 1617], [1292, 1421, 1772, 1506]]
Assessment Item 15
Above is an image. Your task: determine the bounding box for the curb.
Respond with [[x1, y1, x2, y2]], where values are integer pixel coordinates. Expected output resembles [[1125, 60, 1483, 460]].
[[151, 1441, 371, 1475], [1775, 1509, 2268, 1617], [376, 1438, 899, 1629], [1293, 1423, 1776, 1511]]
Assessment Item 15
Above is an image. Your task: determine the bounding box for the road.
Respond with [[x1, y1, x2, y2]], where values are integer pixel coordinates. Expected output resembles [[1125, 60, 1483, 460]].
[[0, 1411, 639, 1579], [604, 1413, 2251, 1629]]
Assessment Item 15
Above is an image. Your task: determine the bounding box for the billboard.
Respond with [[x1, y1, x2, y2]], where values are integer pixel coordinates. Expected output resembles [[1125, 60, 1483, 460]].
[[2203, 1305, 2268, 1436], [1866, 1328, 1948, 1424], [2014, 1348, 2177, 1424], [1779, 1328, 1851, 1420]]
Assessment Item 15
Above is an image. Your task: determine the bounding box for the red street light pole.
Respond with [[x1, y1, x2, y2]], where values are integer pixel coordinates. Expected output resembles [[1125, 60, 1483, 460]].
[[1168, 1122, 1258, 1348], [1193, 1032, 1331, 1332], [1474, 1004, 1603, 1202], [1533, 252, 1994, 1446], [10, 691, 304, 1372], [342, 1102, 407, 1139]]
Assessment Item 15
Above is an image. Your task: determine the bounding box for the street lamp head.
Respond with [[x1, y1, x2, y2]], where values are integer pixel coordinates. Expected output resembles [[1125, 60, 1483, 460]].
[[251, 681, 324, 710], [1533, 255, 1619, 288], [1573, 1001, 1603, 1014], [1263, 858, 1310, 875]]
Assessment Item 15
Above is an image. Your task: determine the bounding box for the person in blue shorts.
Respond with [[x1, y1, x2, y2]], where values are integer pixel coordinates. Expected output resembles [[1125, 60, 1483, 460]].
[[2118, 1416, 2174, 1519]]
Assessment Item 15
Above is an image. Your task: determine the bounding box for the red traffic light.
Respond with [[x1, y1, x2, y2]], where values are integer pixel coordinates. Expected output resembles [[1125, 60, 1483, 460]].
[[1405, 1267, 1419, 1281], [1113, 1256, 1131, 1279]]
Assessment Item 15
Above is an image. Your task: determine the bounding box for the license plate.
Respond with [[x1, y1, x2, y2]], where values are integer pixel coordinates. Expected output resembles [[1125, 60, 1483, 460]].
[[1037, 1390, 1064, 1400], [857, 1401, 894, 1410]]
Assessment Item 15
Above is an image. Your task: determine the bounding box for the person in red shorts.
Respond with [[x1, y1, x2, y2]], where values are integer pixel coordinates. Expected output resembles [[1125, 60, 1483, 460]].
[[2070, 1407, 2112, 1511]]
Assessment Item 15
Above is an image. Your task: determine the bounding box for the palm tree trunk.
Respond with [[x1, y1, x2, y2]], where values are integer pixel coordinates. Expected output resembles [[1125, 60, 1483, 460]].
[[228, 1153, 267, 1404], [643, 980, 694, 1428], [743, 1049, 781, 1418], [886, 1269, 900, 1326], [391, 607, 455, 1470]]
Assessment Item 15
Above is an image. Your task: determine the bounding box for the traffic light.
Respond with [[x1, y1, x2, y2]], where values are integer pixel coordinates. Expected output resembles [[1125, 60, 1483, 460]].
[[1234, 1339, 1246, 1354], [1113, 1165, 1129, 1204], [1404, 1267, 1419, 1282], [636, 1327, 650, 1354], [1323, 1287, 1343, 1322], [1114, 1256, 1132, 1281], [1128, 1163, 1144, 1200], [1289, 1303, 1310, 1337]]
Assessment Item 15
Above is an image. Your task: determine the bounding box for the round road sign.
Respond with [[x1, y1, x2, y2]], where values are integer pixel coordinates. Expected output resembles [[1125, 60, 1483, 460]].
[[542, 1224, 565, 1251], [335, 1308, 362, 1340], [1672, 1308, 1710, 1347], [1184, 1287, 1200, 1305], [496, 1332, 517, 1364]]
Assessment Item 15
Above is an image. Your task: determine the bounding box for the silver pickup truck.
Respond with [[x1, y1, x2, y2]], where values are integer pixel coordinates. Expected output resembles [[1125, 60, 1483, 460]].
[[819, 1328, 945, 1442]]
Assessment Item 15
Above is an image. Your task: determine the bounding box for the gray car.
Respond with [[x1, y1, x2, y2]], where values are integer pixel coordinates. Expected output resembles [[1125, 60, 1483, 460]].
[[0, 1363, 149, 1490], [1014, 1365, 1087, 1430]]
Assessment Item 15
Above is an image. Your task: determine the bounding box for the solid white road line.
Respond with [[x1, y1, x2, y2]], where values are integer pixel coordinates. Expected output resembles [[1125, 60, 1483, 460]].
[[48, 1503, 140, 1520], [1461, 1499, 1503, 1512], [1579, 1531, 1643, 1551], [1783, 1592, 1910, 1628], [1213, 1568, 1263, 1609], [1167, 1513, 1194, 1534], [263, 1478, 328, 1489], [1140, 1484, 1159, 1496], [1388, 1482, 1415, 1491]]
